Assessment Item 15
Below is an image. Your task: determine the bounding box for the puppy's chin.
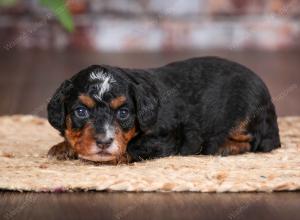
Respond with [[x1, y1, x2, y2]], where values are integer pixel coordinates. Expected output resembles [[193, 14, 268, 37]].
[[78, 153, 116, 162]]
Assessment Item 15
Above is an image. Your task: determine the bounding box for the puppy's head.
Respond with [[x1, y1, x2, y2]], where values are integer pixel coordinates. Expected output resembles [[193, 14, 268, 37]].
[[47, 65, 159, 163]]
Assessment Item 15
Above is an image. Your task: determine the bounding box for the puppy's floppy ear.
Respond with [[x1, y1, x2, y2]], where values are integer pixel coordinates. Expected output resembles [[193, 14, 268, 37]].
[[47, 80, 73, 133], [130, 83, 159, 132]]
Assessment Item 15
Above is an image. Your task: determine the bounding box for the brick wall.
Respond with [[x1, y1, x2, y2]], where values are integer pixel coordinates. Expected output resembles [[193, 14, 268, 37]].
[[1, 0, 300, 51]]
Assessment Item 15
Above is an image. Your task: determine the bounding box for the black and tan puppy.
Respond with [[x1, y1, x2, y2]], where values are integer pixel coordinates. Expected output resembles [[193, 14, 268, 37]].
[[47, 57, 281, 164]]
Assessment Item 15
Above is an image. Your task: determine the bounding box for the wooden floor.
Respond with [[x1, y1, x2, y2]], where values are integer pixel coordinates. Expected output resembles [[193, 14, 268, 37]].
[[0, 49, 300, 220], [0, 191, 300, 220]]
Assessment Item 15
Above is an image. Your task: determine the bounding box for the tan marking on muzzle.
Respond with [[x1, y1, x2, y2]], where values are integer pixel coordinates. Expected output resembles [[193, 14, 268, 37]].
[[113, 125, 136, 159], [65, 115, 96, 156]]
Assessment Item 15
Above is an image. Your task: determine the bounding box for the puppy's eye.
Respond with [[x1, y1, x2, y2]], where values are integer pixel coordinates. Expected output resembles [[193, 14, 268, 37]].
[[74, 107, 89, 119], [117, 107, 129, 120]]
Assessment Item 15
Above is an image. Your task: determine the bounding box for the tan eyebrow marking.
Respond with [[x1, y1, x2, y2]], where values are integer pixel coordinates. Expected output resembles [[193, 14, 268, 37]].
[[110, 96, 127, 109], [79, 95, 96, 108]]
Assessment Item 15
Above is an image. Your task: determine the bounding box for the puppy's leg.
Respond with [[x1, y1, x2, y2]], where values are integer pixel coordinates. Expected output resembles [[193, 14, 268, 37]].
[[217, 139, 251, 156], [249, 102, 281, 152], [47, 141, 78, 160], [217, 121, 253, 156], [127, 133, 179, 161], [179, 122, 204, 155]]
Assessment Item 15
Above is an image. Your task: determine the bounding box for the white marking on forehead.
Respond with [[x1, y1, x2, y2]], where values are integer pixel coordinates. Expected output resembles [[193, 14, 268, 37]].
[[89, 70, 116, 101], [90, 70, 106, 81]]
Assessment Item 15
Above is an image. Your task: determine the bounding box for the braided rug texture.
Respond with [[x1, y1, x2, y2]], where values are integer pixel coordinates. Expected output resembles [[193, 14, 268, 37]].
[[0, 115, 299, 192]]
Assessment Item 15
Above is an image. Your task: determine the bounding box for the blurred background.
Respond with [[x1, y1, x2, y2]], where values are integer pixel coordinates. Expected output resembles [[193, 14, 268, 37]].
[[0, 0, 299, 117], [1, 0, 300, 51]]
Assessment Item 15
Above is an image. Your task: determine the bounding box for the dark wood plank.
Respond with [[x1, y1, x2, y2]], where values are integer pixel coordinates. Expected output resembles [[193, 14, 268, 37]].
[[0, 192, 300, 220]]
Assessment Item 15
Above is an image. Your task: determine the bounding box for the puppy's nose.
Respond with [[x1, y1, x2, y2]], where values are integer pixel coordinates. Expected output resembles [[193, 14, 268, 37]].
[[96, 138, 113, 149]]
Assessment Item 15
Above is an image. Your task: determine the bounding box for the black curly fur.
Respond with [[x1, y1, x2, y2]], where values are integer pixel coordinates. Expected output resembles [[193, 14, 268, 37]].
[[48, 56, 281, 162]]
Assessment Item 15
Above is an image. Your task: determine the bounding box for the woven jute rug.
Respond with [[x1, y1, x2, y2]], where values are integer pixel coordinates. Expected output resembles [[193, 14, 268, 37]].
[[0, 115, 299, 192]]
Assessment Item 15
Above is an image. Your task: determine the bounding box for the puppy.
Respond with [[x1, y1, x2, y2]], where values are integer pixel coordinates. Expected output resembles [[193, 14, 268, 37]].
[[47, 57, 281, 164]]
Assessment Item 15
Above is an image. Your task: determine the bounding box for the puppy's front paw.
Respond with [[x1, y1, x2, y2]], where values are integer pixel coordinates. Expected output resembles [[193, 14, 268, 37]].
[[116, 153, 133, 164], [47, 141, 77, 160]]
